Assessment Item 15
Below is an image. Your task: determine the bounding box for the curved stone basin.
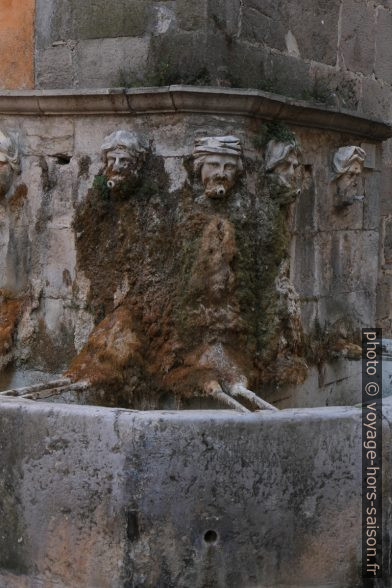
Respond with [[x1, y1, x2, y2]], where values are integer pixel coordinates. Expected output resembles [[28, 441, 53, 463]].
[[0, 395, 391, 588]]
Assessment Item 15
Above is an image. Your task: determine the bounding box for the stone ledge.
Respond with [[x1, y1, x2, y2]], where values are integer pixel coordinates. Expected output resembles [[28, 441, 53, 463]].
[[0, 86, 390, 141], [0, 394, 377, 422]]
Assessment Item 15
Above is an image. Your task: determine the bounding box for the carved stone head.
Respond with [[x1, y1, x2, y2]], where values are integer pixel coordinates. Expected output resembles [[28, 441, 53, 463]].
[[0, 130, 20, 199], [101, 130, 146, 193], [265, 139, 301, 201], [333, 146, 366, 206], [193, 136, 243, 198]]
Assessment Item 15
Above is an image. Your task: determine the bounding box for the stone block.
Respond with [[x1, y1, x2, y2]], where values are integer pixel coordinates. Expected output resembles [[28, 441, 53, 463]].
[[45, 158, 80, 223], [375, 7, 392, 84], [317, 230, 379, 297], [335, 71, 362, 111], [360, 76, 392, 121], [363, 170, 381, 230], [77, 0, 150, 40], [35, 45, 74, 90], [39, 228, 76, 299], [281, 0, 340, 66], [340, 0, 376, 75], [241, 0, 339, 66], [383, 217, 392, 264], [272, 360, 363, 409], [309, 62, 362, 110], [207, 0, 241, 38], [376, 271, 392, 323], [176, 0, 208, 31], [73, 118, 137, 159], [382, 137, 392, 167], [23, 119, 74, 157], [316, 183, 364, 233], [147, 32, 228, 85], [380, 317, 392, 336], [264, 52, 312, 99], [380, 148, 392, 215], [318, 289, 375, 329], [294, 168, 317, 234], [35, 0, 73, 49], [36, 0, 151, 52], [75, 37, 149, 88], [241, 0, 286, 52], [222, 42, 269, 89], [292, 234, 318, 298], [318, 359, 362, 405], [3, 225, 31, 292], [242, 0, 277, 20], [362, 142, 378, 170]]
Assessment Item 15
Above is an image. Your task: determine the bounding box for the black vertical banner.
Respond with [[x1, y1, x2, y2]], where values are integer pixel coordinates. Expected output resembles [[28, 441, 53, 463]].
[[362, 329, 383, 579]]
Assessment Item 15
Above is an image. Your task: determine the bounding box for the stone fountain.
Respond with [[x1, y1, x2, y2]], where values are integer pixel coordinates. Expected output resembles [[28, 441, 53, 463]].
[[0, 85, 391, 587]]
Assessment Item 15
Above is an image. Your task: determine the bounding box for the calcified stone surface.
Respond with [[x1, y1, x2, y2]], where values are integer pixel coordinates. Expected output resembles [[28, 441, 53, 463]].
[[0, 94, 383, 408], [332, 145, 366, 207], [265, 138, 301, 203], [66, 130, 305, 409]]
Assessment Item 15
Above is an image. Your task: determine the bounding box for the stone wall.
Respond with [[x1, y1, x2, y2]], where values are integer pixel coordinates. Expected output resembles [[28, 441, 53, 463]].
[[26, 0, 392, 335], [32, 0, 392, 123]]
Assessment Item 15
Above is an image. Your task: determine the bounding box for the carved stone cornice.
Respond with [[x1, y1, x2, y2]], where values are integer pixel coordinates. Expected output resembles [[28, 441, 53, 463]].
[[0, 86, 390, 141]]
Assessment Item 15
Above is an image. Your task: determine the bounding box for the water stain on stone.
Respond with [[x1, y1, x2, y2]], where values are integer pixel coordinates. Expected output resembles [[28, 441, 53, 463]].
[[67, 152, 310, 407]]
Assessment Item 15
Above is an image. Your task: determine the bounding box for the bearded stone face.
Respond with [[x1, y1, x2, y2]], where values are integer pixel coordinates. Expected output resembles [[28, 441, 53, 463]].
[[267, 152, 301, 202], [104, 147, 144, 193], [336, 160, 364, 204], [264, 139, 301, 203], [200, 154, 241, 198], [272, 152, 300, 189]]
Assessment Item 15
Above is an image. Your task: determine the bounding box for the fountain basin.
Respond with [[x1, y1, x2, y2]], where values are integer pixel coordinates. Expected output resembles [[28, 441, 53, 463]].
[[0, 395, 391, 587]]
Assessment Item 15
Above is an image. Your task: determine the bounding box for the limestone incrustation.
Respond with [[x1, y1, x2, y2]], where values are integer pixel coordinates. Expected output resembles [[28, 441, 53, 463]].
[[193, 136, 243, 198], [67, 130, 298, 412], [0, 92, 377, 414], [265, 138, 301, 202], [0, 130, 20, 199], [101, 129, 146, 193], [0, 290, 23, 371], [332, 145, 366, 207]]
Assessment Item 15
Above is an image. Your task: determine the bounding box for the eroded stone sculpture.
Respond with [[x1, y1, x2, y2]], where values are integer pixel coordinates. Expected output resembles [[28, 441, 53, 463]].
[[265, 138, 301, 202], [332, 146, 366, 207], [193, 135, 243, 198], [0, 130, 20, 199], [67, 130, 306, 413], [101, 130, 146, 192]]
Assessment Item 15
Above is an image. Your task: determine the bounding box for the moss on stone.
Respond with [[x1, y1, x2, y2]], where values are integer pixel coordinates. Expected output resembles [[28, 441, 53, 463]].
[[254, 121, 298, 150], [71, 153, 306, 400]]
